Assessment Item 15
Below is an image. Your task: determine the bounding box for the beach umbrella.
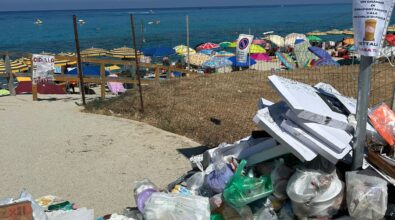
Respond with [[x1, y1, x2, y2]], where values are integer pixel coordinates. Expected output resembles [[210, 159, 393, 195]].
[[185, 53, 211, 66], [58, 52, 76, 57], [343, 38, 355, 45], [264, 35, 285, 48], [228, 56, 256, 67], [307, 35, 322, 42], [285, 33, 308, 48], [108, 46, 142, 59], [202, 57, 232, 68], [68, 65, 110, 76], [249, 45, 266, 54], [252, 39, 266, 45], [196, 42, 220, 51], [0, 59, 29, 74], [142, 46, 175, 57], [250, 53, 272, 61], [198, 49, 216, 56], [39, 51, 56, 56], [215, 51, 235, 57], [219, 42, 232, 48], [173, 45, 196, 55], [80, 47, 108, 57], [227, 42, 237, 48]]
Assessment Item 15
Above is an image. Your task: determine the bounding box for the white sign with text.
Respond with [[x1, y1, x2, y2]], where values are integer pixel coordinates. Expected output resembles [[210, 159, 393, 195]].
[[32, 54, 55, 84], [353, 0, 395, 57], [236, 34, 254, 64]]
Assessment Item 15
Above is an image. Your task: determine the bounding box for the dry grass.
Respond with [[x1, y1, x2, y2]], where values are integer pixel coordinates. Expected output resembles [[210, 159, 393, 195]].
[[85, 63, 395, 147]]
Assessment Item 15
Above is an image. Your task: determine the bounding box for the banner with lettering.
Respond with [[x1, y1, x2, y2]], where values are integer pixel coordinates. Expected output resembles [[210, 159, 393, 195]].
[[236, 34, 254, 64], [353, 0, 395, 57], [32, 54, 55, 84]]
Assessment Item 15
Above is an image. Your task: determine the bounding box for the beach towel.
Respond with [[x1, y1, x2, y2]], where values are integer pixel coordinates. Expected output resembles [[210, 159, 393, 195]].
[[275, 52, 296, 70], [107, 74, 126, 95], [293, 40, 318, 68]]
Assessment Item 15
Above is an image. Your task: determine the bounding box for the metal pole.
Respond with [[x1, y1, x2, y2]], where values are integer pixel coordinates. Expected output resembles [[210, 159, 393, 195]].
[[186, 15, 190, 71], [73, 15, 86, 105], [131, 14, 144, 113], [352, 55, 373, 170], [5, 54, 15, 96]]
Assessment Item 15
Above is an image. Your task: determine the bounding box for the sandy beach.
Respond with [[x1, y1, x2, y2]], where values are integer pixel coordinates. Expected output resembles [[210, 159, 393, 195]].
[[0, 94, 200, 217]]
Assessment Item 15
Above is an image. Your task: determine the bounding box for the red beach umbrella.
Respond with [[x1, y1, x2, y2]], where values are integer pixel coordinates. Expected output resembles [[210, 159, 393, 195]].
[[386, 34, 395, 46], [196, 42, 220, 51]]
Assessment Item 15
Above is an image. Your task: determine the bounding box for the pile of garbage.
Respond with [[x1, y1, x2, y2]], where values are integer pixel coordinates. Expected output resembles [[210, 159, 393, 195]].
[[122, 75, 394, 220], [1, 75, 394, 220]]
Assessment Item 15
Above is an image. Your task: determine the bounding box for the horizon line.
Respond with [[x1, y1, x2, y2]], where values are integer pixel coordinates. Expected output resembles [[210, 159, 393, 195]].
[[0, 2, 352, 13]]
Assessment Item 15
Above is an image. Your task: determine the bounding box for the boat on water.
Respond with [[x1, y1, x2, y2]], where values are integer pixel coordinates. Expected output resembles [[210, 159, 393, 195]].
[[34, 19, 43, 25], [78, 19, 86, 25], [148, 20, 160, 25]]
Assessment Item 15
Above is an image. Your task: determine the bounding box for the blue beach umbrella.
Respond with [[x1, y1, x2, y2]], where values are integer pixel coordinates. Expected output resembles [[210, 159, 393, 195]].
[[202, 57, 233, 68], [68, 64, 110, 76], [228, 56, 256, 67], [142, 46, 175, 57]]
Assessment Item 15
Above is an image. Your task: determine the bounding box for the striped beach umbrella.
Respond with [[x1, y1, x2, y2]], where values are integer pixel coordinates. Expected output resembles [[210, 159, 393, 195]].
[[0, 59, 29, 75], [80, 47, 108, 57], [108, 46, 142, 59], [285, 33, 308, 48], [58, 52, 76, 57], [215, 51, 235, 57]]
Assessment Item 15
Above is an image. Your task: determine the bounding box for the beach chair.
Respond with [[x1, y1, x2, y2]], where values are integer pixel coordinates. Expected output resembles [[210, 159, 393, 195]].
[[107, 74, 126, 95]]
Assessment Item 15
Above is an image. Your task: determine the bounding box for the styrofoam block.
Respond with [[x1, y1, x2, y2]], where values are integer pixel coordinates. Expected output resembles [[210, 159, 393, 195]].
[[280, 118, 352, 164], [253, 101, 317, 162], [257, 98, 274, 110], [286, 110, 352, 153], [269, 75, 349, 130], [246, 144, 290, 166]]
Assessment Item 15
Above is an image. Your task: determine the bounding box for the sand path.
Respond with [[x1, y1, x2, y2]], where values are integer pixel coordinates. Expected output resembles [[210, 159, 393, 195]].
[[0, 94, 199, 217]]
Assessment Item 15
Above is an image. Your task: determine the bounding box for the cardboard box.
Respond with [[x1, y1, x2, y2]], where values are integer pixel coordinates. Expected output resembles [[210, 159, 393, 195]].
[[0, 201, 33, 220]]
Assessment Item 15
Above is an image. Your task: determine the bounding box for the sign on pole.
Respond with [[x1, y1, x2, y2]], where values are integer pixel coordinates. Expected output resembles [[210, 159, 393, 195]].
[[353, 0, 395, 57], [351, 0, 395, 170], [32, 54, 55, 84], [236, 34, 253, 64]]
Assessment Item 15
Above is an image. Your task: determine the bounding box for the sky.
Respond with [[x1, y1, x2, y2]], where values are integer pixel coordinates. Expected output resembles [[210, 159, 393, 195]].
[[1, 0, 351, 11]]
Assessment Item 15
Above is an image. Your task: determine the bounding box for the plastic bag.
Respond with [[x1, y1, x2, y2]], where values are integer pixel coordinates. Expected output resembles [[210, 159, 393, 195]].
[[205, 161, 234, 193], [143, 192, 210, 220], [133, 179, 158, 213], [286, 169, 344, 218], [254, 198, 278, 220], [223, 160, 273, 208], [17, 189, 48, 220], [368, 103, 395, 146], [346, 171, 388, 220]]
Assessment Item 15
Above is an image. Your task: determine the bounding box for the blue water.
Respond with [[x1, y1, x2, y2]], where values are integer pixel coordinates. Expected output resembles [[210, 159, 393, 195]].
[[0, 4, 394, 54]]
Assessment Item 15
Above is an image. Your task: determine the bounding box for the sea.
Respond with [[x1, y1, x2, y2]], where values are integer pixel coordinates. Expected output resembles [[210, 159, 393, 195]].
[[0, 3, 394, 55]]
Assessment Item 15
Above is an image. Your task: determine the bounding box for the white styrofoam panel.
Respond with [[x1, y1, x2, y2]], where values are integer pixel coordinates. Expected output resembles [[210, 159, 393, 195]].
[[253, 102, 317, 162], [269, 75, 349, 130], [281, 118, 352, 164], [257, 97, 274, 110], [286, 110, 352, 153], [246, 144, 290, 166]]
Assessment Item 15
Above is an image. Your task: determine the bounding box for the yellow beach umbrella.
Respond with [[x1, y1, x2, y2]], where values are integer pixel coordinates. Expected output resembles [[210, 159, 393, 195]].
[[342, 29, 354, 35], [174, 45, 196, 55], [80, 47, 108, 57], [306, 30, 327, 36], [185, 53, 211, 66], [55, 52, 77, 67], [228, 42, 237, 48], [249, 45, 266, 54], [0, 59, 29, 75], [107, 46, 142, 59]]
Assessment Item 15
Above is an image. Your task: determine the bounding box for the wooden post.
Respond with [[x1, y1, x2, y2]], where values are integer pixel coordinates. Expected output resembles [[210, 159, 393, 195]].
[[100, 64, 105, 99], [155, 65, 160, 81], [73, 15, 86, 105], [391, 84, 395, 111], [131, 14, 144, 113], [4, 54, 16, 96], [29, 56, 38, 101]]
